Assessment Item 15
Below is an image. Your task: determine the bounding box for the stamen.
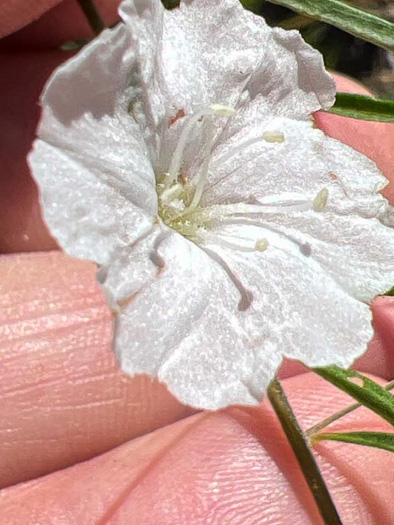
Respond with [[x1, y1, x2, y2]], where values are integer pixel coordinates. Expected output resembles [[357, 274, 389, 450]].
[[189, 116, 214, 210], [167, 104, 236, 187], [216, 239, 259, 253], [160, 183, 184, 205], [220, 217, 310, 255], [210, 104, 237, 117], [213, 231, 269, 254], [255, 239, 269, 251], [215, 131, 285, 166], [313, 188, 329, 212], [262, 131, 285, 143], [166, 108, 211, 186]]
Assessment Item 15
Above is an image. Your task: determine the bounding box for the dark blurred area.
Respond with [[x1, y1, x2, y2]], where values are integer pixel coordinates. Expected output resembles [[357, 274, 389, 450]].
[[163, 0, 394, 99]]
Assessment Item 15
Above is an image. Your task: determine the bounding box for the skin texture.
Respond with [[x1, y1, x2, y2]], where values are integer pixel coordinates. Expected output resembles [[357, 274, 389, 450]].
[[0, 0, 63, 39], [0, 0, 120, 43], [1, 373, 394, 524], [0, 1, 394, 522]]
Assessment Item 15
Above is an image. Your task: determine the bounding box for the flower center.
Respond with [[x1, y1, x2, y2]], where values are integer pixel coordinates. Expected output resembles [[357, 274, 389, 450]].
[[156, 104, 327, 253]]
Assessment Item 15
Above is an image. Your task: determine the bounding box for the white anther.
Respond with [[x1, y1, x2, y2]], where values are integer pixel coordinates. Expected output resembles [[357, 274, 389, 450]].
[[210, 104, 236, 118], [160, 183, 184, 204], [262, 131, 285, 143], [215, 131, 285, 167], [255, 239, 269, 252], [313, 188, 329, 212], [169, 199, 185, 211]]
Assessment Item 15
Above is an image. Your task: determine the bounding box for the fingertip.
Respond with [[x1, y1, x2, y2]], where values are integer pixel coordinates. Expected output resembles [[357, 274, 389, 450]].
[[1, 373, 393, 524], [315, 73, 394, 204]]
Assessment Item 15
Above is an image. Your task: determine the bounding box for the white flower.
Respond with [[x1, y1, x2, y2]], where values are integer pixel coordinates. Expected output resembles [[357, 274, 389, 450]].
[[29, 0, 394, 409]]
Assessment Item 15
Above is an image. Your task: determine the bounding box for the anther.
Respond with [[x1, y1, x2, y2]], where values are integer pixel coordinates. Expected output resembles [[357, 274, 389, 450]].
[[262, 131, 285, 143], [255, 239, 269, 252], [215, 130, 285, 167], [160, 183, 183, 204], [313, 188, 329, 212], [210, 104, 236, 117]]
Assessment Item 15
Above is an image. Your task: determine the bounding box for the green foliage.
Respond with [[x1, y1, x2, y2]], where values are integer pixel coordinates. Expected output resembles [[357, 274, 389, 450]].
[[314, 366, 394, 427], [329, 93, 394, 122], [312, 431, 394, 453], [263, 0, 394, 51]]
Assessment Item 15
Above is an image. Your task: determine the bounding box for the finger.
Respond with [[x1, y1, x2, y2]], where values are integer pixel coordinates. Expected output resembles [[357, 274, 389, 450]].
[[0, 0, 120, 44], [0, 51, 64, 253], [315, 74, 394, 202], [0, 0, 62, 39], [0, 251, 194, 489], [355, 296, 394, 379], [1, 372, 392, 524]]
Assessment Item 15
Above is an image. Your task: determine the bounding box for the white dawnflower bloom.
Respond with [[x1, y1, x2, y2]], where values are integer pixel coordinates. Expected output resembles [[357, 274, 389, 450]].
[[29, 0, 394, 409]]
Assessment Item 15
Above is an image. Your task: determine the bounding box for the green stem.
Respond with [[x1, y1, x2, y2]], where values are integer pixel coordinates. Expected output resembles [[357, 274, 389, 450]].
[[306, 379, 394, 438], [76, 0, 105, 35], [267, 378, 342, 524]]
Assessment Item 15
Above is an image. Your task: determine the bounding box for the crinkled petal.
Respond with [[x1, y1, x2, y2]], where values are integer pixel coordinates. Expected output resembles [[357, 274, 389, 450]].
[[112, 223, 375, 409], [246, 210, 394, 303], [160, 0, 335, 114], [205, 118, 389, 213], [120, 0, 335, 173], [29, 23, 157, 265], [207, 237, 373, 402], [114, 232, 263, 409]]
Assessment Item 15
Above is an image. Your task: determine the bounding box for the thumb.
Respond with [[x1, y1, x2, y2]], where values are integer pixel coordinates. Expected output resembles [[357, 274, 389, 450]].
[[1, 372, 393, 524]]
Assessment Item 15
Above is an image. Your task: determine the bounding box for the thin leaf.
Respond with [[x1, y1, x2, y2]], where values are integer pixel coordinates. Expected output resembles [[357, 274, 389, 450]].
[[313, 366, 394, 427], [384, 286, 394, 297], [264, 0, 394, 51], [306, 380, 394, 437], [312, 431, 394, 453], [327, 93, 394, 123]]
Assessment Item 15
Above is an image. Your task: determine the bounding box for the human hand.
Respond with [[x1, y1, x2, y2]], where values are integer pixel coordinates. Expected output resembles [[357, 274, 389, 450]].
[[1, 2, 394, 522]]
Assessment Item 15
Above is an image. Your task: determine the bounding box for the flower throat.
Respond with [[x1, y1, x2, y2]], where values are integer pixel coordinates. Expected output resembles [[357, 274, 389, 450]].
[[156, 104, 328, 251]]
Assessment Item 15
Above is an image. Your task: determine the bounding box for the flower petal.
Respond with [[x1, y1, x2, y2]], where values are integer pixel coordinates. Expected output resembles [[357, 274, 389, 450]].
[[29, 23, 157, 265], [120, 0, 335, 174], [112, 224, 374, 409], [114, 232, 262, 409], [204, 228, 374, 402], [158, 0, 335, 114], [251, 211, 394, 303], [204, 117, 389, 220]]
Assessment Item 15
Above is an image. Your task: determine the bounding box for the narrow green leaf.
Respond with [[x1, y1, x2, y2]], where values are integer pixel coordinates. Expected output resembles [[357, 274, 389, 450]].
[[264, 0, 394, 51], [384, 286, 394, 297], [327, 93, 394, 123], [313, 366, 394, 427], [312, 431, 394, 453]]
